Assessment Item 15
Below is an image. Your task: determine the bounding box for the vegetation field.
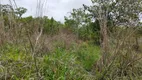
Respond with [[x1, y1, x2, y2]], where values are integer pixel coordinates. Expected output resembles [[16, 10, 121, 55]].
[[0, 0, 142, 80]]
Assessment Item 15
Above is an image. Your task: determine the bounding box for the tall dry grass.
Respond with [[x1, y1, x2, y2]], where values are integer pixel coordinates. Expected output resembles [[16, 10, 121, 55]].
[[94, 26, 142, 80]]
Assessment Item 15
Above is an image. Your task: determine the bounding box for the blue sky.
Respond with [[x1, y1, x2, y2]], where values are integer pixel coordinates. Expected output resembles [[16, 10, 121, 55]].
[[1, 0, 91, 22]]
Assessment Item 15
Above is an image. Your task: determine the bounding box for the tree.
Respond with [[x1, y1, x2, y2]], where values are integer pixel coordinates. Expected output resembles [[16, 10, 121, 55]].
[[0, 4, 14, 15], [15, 7, 27, 18], [83, 0, 113, 65], [83, 0, 142, 65], [0, 4, 15, 29], [65, 8, 87, 30], [64, 7, 101, 42]]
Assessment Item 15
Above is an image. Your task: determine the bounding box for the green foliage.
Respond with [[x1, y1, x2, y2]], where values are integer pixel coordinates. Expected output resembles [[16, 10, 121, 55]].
[[78, 20, 100, 44], [64, 16, 77, 30], [43, 16, 62, 35], [64, 0, 142, 45], [20, 16, 33, 23], [15, 7, 27, 18], [64, 8, 101, 44]]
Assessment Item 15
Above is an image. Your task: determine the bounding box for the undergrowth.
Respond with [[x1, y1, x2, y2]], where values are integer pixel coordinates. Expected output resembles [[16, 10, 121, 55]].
[[0, 43, 100, 79]]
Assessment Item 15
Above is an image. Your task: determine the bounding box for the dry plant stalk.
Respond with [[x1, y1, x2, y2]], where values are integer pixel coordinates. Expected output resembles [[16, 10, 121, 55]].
[[96, 26, 142, 79]]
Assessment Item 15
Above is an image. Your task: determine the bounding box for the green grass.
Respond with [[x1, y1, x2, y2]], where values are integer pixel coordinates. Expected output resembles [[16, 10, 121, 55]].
[[0, 43, 100, 79], [0, 44, 35, 79], [74, 43, 100, 71], [0, 39, 141, 80], [43, 43, 100, 79]]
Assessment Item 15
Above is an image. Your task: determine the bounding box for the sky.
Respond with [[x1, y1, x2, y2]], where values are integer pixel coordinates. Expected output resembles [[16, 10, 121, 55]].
[[1, 0, 92, 22]]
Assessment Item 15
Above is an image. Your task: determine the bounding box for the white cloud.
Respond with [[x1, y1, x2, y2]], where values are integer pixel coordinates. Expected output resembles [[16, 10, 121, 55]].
[[1, 0, 91, 22]]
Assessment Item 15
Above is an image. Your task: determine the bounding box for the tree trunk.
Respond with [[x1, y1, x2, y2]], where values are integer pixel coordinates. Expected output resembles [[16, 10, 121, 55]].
[[135, 36, 139, 51], [100, 18, 109, 65]]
